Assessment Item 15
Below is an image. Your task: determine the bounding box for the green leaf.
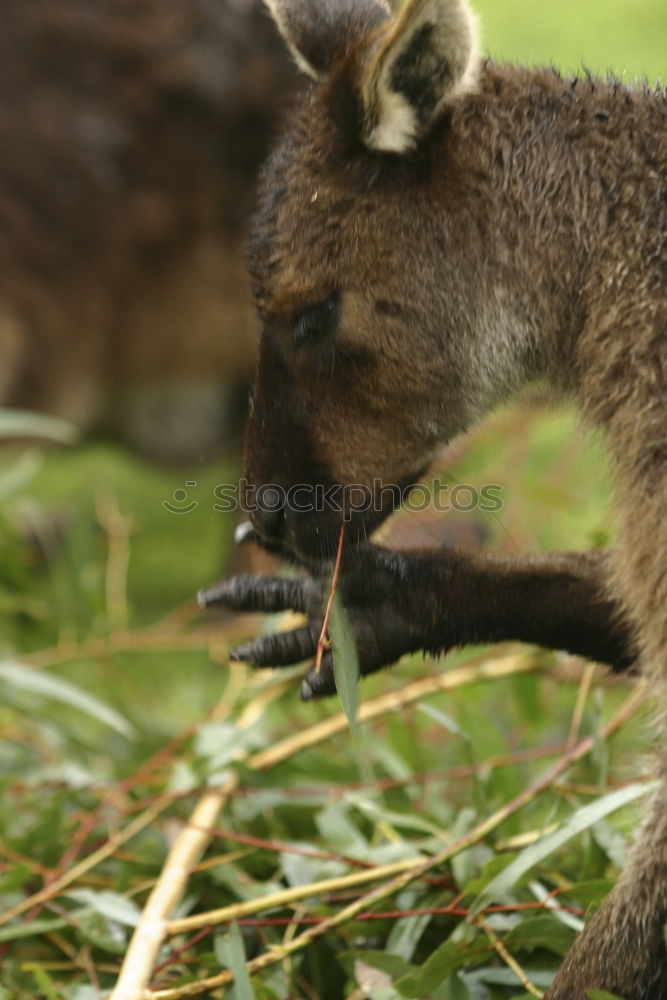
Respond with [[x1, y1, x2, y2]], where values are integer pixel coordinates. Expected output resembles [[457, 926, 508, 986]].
[[214, 922, 256, 1000], [529, 879, 585, 932], [0, 660, 135, 738], [463, 967, 556, 993], [194, 720, 264, 773], [341, 950, 415, 981], [471, 780, 655, 916], [61, 986, 100, 1000], [67, 889, 141, 926], [505, 915, 575, 955], [23, 965, 60, 1000], [0, 407, 78, 443], [354, 959, 403, 1000], [396, 939, 490, 997], [329, 590, 359, 727], [0, 916, 68, 942], [75, 908, 128, 954], [587, 991, 628, 1000], [564, 879, 616, 908], [386, 890, 441, 962]]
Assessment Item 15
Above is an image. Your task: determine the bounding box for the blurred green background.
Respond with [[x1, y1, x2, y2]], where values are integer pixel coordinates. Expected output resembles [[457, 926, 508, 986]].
[[477, 0, 666, 82]]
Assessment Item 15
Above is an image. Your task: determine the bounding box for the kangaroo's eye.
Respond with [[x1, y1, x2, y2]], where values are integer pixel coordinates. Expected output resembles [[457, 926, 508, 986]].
[[293, 293, 339, 348]]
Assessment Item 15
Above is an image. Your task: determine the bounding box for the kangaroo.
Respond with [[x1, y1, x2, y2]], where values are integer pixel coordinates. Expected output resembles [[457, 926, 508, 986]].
[[0, 0, 295, 461], [199, 0, 667, 995]]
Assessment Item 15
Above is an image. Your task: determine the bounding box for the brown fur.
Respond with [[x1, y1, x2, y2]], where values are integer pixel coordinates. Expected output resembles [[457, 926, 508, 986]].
[[0, 0, 296, 460], [204, 0, 667, 995]]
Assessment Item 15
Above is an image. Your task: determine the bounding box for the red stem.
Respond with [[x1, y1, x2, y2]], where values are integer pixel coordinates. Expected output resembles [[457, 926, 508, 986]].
[[314, 522, 346, 673]]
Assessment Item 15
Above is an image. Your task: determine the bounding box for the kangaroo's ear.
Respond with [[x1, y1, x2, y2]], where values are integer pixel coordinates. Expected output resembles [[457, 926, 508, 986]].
[[359, 0, 480, 153], [264, 0, 390, 80]]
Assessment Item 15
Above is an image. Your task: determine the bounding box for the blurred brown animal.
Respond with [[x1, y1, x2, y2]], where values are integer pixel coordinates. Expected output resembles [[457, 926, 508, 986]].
[[0, 0, 295, 460], [201, 0, 667, 996]]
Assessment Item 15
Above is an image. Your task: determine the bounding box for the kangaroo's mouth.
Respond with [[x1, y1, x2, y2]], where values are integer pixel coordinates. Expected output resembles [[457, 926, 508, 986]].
[[240, 467, 428, 568]]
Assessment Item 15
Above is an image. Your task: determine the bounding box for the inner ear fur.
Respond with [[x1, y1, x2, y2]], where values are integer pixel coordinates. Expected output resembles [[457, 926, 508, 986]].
[[264, 0, 390, 80], [359, 0, 480, 153]]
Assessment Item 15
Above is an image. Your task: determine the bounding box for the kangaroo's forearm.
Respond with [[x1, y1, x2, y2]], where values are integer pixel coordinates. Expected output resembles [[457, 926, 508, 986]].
[[402, 548, 637, 671]]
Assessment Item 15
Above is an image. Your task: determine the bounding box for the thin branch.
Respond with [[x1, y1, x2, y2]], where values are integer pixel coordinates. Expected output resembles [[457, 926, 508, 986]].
[[314, 521, 345, 673], [567, 659, 597, 749], [474, 915, 543, 998]]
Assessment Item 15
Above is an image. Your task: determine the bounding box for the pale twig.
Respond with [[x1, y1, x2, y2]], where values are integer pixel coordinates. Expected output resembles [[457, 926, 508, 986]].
[[110, 784, 235, 1000], [167, 856, 427, 935], [567, 659, 597, 749], [22, 619, 258, 670], [474, 914, 543, 998]]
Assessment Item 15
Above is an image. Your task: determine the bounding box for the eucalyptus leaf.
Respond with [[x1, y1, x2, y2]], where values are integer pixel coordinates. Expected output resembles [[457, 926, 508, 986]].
[[342, 950, 415, 981], [23, 964, 60, 1000], [529, 879, 585, 932], [505, 915, 575, 955], [214, 922, 256, 1000], [354, 959, 403, 1000], [67, 889, 141, 926], [75, 907, 128, 954], [0, 660, 135, 737], [386, 890, 443, 962], [329, 590, 359, 727], [61, 988, 101, 1000], [471, 781, 655, 916], [0, 916, 68, 942], [396, 939, 489, 997]]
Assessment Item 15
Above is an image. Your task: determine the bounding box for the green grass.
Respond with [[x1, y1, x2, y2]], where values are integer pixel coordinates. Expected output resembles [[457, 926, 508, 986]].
[[1, 3, 664, 998]]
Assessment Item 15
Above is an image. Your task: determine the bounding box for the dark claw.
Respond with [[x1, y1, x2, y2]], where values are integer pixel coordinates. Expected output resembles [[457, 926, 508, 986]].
[[230, 623, 320, 667], [299, 675, 316, 701], [198, 574, 317, 614], [299, 654, 336, 700]]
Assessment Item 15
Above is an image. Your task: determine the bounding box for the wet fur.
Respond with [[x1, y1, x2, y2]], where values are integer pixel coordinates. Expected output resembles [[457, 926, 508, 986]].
[[238, 1, 667, 995]]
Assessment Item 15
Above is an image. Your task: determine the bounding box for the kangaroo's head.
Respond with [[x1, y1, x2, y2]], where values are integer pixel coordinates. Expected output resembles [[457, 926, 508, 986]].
[[244, 0, 538, 560]]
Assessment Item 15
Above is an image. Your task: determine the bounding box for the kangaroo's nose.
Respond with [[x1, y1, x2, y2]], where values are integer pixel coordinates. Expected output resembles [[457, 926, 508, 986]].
[[251, 485, 286, 543]]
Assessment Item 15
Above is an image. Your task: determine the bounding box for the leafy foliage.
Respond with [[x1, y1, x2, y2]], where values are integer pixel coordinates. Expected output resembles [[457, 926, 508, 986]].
[[0, 399, 650, 1000]]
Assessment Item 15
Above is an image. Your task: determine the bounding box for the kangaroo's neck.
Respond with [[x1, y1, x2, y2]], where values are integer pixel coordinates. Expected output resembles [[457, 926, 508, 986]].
[[440, 62, 666, 419]]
